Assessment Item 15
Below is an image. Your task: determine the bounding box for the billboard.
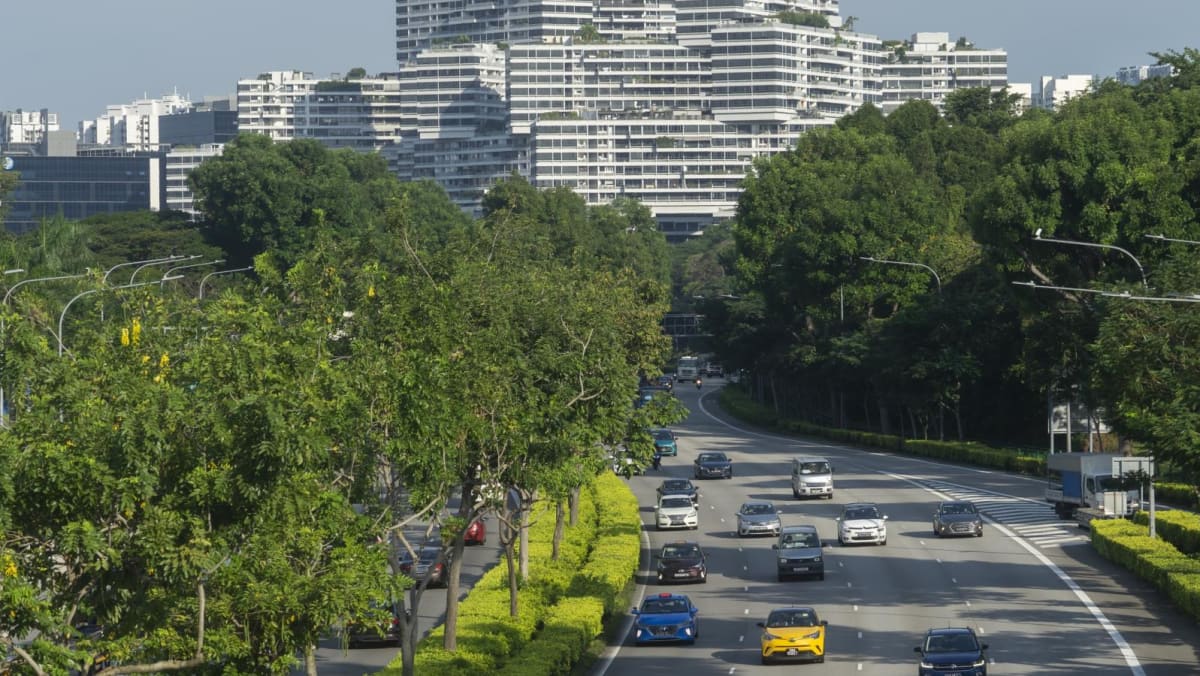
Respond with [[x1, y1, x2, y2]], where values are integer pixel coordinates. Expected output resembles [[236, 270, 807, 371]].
[[1048, 403, 1111, 434]]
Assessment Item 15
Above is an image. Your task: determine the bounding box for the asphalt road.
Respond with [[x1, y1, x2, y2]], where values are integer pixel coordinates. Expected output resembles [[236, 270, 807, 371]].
[[299, 521, 502, 676], [597, 381, 1200, 675]]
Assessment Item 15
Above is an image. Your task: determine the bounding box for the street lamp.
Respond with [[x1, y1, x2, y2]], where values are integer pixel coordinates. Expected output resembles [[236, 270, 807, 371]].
[[860, 256, 942, 294], [130, 254, 200, 284], [102, 255, 187, 285], [1145, 233, 1200, 246], [161, 259, 225, 288], [57, 276, 181, 357], [1033, 229, 1148, 288], [198, 266, 255, 300]]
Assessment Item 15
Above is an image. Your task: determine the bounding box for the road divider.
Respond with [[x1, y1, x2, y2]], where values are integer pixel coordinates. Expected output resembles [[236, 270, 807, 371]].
[[1093, 519, 1200, 622]]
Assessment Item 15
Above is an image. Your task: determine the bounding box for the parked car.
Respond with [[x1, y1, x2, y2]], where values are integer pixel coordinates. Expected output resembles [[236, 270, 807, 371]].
[[651, 428, 679, 457], [932, 500, 983, 538], [656, 541, 707, 584], [736, 500, 782, 537], [464, 517, 487, 545], [837, 503, 888, 546], [772, 525, 825, 581], [757, 606, 827, 664], [693, 451, 733, 479], [914, 627, 989, 675], [398, 546, 450, 587], [655, 495, 700, 530], [656, 478, 700, 504], [632, 592, 699, 645], [346, 600, 403, 648]]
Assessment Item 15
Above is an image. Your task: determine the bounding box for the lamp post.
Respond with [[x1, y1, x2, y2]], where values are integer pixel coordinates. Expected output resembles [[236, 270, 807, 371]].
[[102, 255, 187, 285], [130, 254, 200, 285], [1033, 229, 1148, 288], [1145, 233, 1200, 247], [57, 277, 180, 357], [198, 266, 254, 300], [161, 259, 225, 288], [860, 256, 942, 294]]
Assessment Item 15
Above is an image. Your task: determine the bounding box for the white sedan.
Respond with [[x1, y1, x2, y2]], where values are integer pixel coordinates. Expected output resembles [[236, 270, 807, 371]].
[[656, 496, 700, 530], [836, 502, 888, 545]]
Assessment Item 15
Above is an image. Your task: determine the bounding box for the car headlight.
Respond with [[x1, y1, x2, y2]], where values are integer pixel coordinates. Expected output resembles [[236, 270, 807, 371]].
[[762, 631, 781, 641], [683, 626, 693, 636], [920, 660, 934, 668], [813, 556, 823, 563], [973, 658, 986, 667], [804, 630, 821, 639]]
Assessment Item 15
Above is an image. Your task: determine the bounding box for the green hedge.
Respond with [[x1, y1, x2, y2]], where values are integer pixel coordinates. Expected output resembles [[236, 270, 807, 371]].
[[384, 472, 641, 675], [719, 388, 1044, 475], [1131, 509, 1200, 555], [1092, 519, 1200, 622], [1157, 482, 1200, 510]]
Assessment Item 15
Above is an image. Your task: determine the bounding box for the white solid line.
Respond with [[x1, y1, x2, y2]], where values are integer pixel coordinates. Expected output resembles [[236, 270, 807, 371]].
[[857, 631, 863, 639], [951, 578, 957, 584], [592, 519, 650, 676]]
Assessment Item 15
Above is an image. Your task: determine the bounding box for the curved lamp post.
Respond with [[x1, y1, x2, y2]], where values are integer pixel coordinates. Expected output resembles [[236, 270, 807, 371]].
[[860, 256, 942, 294], [1033, 229, 1147, 289], [102, 255, 187, 285], [130, 254, 200, 284], [198, 266, 255, 300], [1145, 233, 1200, 247], [57, 276, 180, 357], [161, 259, 225, 288]]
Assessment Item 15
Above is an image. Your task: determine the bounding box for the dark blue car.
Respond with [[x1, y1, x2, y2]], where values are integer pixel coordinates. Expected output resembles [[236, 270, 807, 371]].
[[915, 627, 989, 675], [632, 592, 699, 645]]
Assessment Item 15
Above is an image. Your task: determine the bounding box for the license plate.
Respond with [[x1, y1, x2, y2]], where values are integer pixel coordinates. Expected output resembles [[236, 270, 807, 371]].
[[792, 567, 808, 572], [786, 648, 798, 656], [674, 572, 690, 577]]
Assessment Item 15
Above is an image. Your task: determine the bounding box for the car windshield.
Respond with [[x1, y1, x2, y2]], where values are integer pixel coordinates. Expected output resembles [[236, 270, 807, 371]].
[[642, 597, 688, 614], [926, 633, 979, 653], [742, 503, 776, 516], [699, 453, 727, 463], [417, 549, 440, 563], [653, 430, 673, 441], [661, 544, 700, 558], [780, 532, 819, 549], [845, 507, 880, 520], [766, 610, 818, 628], [799, 462, 830, 474], [940, 503, 977, 515], [663, 480, 690, 491], [661, 497, 693, 509]]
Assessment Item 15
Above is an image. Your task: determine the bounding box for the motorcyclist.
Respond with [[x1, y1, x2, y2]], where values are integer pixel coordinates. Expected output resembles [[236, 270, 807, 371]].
[[695, 377, 703, 389], [652, 451, 662, 470]]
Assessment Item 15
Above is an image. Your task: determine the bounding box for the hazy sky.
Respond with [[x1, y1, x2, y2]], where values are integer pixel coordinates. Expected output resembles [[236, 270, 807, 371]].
[[2, 1, 1197, 128]]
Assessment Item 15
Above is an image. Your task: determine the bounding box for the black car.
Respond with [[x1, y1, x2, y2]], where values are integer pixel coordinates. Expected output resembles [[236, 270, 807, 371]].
[[933, 500, 984, 538], [346, 600, 403, 647], [657, 478, 700, 505], [656, 541, 707, 584], [915, 627, 989, 675], [655, 374, 675, 391], [398, 546, 450, 588], [693, 451, 733, 479]]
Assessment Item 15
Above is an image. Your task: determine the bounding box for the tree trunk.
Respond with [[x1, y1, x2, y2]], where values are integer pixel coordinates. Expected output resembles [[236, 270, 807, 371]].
[[443, 531, 467, 651], [552, 499, 565, 560], [839, 390, 846, 429], [862, 392, 872, 432], [505, 537, 519, 618], [938, 403, 945, 441], [769, 374, 780, 414], [305, 643, 317, 676], [878, 400, 891, 436], [954, 399, 964, 442], [518, 494, 532, 583], [829, 387, 837, 426], [399, 586, 420, 676], [568, 485, 580, 526]]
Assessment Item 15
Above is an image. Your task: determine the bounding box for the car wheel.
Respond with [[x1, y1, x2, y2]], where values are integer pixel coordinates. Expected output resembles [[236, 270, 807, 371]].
[[777, 573, 786, 582], [976, 530, 984, 538], [816, 655, 825, 663], [817, 572, 825, 581], [792, 488, 801, 499], [761, 655, 769, 665], [825, 494, 834, 500], [880, 538, 887, 546]]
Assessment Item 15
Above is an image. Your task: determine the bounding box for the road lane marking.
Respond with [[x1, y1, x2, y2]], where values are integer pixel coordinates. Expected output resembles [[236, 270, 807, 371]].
[[853, 605, 858, 612], [738, 635, 744, 643], [951, 578, 957, 584]]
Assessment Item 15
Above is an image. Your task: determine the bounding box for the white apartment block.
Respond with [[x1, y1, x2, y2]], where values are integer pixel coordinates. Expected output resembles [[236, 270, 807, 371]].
[[1, 108, 60, 146], [79, 93, 191, 150], [236, 71, 403, 151], [397, 44, 508, 139], [1115, 63, 1174, 86], [879, 33, 1008, 113], [674, 0, 843, 48], [164, 143, 225, 219], [1035, 74, 1094, 109], [394, 0, 592, 64]]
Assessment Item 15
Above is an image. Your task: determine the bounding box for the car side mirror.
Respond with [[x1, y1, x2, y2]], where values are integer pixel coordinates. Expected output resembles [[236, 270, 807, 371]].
[[690, 607, 698, 615], [820, 620, 828, 626], [821, 541, 829, 548], [981, 643, 989, 650], [631, 608, 639, 615], [913, 647, 922, 654], [756, 621, 765, 628], [771, 544, 779, 550]]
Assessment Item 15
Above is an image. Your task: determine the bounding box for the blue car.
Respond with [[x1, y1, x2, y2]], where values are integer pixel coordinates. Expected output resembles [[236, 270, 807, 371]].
[[651, 428, 678, 457], [632, 592, 699, 645], [915, 627, 989, 675]]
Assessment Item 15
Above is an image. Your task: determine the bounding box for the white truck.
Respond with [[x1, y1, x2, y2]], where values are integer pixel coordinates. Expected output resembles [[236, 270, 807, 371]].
[[1045, 453, 1145, 527], [675, 356, 701, 383]]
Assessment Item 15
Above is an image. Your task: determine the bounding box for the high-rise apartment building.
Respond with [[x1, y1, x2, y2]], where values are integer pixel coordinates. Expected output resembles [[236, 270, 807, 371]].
[[1, 109, 60, 146], [879, 33, 1008, 113], [80, 94, 192, 150], [1035, 74, 1094, 110]]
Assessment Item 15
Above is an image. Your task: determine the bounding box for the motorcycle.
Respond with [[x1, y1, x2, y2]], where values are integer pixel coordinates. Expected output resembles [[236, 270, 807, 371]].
[[695, 377, 703, 389]]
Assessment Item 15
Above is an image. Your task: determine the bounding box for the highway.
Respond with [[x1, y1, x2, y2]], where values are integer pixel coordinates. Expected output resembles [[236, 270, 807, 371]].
[[597, 382, 1200, 675]]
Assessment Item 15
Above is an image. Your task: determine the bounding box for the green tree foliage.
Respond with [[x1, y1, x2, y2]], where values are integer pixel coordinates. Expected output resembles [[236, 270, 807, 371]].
[[775, 11, 830, 28]]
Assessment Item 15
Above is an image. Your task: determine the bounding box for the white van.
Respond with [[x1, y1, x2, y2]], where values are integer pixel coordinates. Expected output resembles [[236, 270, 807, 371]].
[[791, 456, 834, 499]]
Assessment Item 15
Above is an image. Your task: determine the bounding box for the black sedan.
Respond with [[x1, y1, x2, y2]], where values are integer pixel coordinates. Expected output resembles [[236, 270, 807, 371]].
[[657, 478, 700, 505], [656, 541, 707, 584], [933, 500, 984, 538], [693, 451, 733, 479]]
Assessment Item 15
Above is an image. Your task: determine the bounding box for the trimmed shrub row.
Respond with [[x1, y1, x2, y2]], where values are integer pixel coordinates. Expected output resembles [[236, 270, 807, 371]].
[[1092, 519, 1200, 622], [1156, 483, 1200, 510], [1131, 509, 1200, 555], [720, 388, 1047, 476]]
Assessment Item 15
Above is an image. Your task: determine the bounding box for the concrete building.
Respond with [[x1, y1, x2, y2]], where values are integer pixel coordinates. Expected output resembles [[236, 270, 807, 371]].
[[880, 33, 1008, 113], [2, 109, 60, 146], [1, 154, 161, 234], [164, 144, 224, 219], [79, 93, 192, 150], [1035, 74, 1094, 109], [1115, 63, 1174, 86]]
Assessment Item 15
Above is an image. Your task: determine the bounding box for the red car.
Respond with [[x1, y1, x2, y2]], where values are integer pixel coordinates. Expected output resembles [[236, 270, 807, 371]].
[[464, 518, 487, 546]]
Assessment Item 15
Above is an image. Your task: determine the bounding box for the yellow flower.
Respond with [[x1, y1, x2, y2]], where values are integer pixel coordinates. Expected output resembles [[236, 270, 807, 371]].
[[368, 285, 376, 298], [2, 555, 17, 578], [141, 355, 151, 365], [131, 317, 142, 345], [159, 353, 170, 369], [120, 328, 130, 346], [153, 374, 163, 384]]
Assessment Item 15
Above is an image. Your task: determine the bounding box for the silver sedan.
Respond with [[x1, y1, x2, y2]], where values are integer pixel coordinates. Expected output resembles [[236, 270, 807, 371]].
[[736, 500, 782, 537]]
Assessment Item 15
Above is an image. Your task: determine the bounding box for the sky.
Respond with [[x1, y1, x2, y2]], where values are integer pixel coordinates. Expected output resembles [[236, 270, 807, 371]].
[[2, 1, 1198, 129]]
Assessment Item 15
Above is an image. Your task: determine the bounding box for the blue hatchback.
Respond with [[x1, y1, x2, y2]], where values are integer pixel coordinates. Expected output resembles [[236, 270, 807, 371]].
[[915, 627, 989, 675], [651, 428, 678, 457], [632, 592, 699, 645]]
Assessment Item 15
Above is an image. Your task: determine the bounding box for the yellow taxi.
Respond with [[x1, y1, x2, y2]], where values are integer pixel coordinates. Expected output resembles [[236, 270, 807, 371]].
[[757, 606, 827, 665]]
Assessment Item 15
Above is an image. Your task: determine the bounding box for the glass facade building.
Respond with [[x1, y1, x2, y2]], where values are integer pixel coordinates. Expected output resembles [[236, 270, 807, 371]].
[[1, 155, 160, 234]]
